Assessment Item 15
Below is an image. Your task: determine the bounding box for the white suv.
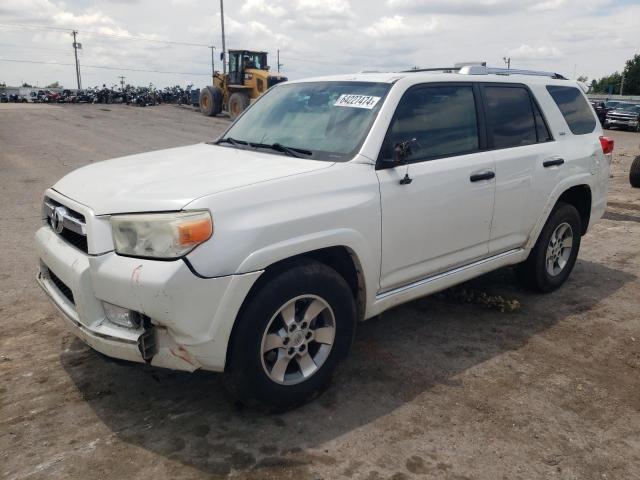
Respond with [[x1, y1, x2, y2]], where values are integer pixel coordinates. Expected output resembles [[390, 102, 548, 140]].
[[36, 66, 612, 410]]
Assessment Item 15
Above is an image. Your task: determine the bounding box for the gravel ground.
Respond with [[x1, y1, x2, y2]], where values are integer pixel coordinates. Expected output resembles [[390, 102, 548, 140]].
[[1, 103, 639, 480]]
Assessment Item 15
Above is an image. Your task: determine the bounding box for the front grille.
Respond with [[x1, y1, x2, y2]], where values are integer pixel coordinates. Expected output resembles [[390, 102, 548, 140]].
[[59, 228, 88, 252], [608, 114, 636, 121], [48, 269, 75, 304], [43, 197, 89, 253]]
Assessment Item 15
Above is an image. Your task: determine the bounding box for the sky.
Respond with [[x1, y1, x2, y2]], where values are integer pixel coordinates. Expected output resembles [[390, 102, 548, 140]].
[[0, 0, 638, 89]]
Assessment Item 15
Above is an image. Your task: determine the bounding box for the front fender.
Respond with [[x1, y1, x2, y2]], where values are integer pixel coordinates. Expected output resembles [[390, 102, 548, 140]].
[[184, 162, 382, 304]]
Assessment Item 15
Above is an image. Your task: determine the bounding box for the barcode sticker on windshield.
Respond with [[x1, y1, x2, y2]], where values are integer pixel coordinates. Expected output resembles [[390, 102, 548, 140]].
[[334, 94, 381, 109]]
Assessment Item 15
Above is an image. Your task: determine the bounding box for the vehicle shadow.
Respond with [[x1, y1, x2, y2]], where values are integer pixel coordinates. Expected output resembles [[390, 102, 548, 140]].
[[60, 259, 634, 478]]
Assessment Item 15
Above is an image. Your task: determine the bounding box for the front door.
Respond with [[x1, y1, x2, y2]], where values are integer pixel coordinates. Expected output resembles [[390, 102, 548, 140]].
[[376, 83, 496, 292]]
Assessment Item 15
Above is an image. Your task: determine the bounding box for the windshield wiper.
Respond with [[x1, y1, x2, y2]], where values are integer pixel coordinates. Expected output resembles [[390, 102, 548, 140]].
[[250, 142, 313, 158], [215, 138, 312, 158], [215, 136, 249, 147]]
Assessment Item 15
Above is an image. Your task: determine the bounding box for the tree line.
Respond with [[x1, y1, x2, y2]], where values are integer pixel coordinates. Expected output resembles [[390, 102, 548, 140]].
[[589, 54, 640, 95]]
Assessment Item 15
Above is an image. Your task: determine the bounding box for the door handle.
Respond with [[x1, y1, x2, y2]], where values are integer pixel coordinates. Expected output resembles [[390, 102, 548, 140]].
[[543, 158, 564, 168], [470, 170, 495, 182]]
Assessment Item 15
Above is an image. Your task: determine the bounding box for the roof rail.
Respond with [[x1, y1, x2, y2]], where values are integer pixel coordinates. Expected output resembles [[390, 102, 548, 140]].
[[458, 65, 568, 80], [401, 67, 460, 73]]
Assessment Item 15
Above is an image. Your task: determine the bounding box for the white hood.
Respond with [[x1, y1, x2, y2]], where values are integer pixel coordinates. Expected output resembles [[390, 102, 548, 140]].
[[53, 143, 333, 215]]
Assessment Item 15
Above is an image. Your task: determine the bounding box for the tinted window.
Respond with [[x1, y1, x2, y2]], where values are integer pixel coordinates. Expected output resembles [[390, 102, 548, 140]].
[[533, 100, 552, 142], [546, 85, 596, 135], [383, 85, 479, 162], [484, 86, 537, 148]]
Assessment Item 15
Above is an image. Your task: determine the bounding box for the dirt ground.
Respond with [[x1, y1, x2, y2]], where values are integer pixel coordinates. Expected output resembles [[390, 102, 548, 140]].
[[1, 103, 639, 480]]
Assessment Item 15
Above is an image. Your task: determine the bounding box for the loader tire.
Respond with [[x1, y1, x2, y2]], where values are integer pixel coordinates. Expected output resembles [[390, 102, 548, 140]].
[[229, 92, 250, 120], [200, 86, 222, 116], [630, 155, 640, 188]]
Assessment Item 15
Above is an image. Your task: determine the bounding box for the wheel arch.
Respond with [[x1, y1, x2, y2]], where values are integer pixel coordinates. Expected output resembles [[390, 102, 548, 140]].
[[557, 184, 592, 235], [527, 179, 593, 251], [224, 245, 367, 370]]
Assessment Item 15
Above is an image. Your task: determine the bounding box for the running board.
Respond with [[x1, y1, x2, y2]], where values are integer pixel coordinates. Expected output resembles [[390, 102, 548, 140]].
[[376, 249, 524, 300]]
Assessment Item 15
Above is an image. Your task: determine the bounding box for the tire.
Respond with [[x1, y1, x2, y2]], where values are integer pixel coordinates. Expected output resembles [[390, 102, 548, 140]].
[[228, 92, 250, 120], [199, 86, 222, 117], [224, 259, 356, 411], [630, 155, 640, 188], [516, 202, 582, 293]]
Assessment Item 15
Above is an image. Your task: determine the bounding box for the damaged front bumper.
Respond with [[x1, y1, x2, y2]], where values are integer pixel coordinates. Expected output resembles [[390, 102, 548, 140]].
[[35, 225, 262, 372]]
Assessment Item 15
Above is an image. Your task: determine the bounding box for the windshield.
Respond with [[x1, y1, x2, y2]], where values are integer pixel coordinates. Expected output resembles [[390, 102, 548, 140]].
[[617, 103, 640, 112], [219, 81, 391, 161]]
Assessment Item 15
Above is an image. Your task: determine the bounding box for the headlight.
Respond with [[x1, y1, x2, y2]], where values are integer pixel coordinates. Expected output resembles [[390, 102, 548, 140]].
[[110, 211, 213, 259]]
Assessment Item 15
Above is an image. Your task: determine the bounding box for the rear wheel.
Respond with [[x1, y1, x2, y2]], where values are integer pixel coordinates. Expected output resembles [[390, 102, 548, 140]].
[[228, 92, 250, 120], [199, 86, 222, 116], [630, 155, 640, 188], [225, 260, 356, 411], [517, 202, 581, 293]]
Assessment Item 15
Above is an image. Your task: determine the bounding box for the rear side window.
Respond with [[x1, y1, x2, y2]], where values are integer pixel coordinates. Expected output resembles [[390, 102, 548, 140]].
[[546, 85, 596, 135], [483, 86, 538, 149], [382, 85, 479, 162]]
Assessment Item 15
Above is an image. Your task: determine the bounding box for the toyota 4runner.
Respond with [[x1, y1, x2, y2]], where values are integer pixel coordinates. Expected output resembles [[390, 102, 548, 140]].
[[36, 65, 612, 410]]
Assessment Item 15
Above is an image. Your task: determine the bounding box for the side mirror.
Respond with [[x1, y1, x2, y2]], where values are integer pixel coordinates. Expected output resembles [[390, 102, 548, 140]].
[[394, 138, 419, 163]]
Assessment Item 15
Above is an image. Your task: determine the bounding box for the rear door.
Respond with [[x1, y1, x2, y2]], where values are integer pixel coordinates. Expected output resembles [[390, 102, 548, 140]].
[[480, 83, 558, 253], [485, 83, 599, 254], [376, 83, 496, 291]]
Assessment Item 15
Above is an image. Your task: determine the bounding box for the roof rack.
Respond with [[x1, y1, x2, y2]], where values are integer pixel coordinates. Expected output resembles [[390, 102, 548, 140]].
[[458, 65, 568, 80], [401, 64, 567, 80]]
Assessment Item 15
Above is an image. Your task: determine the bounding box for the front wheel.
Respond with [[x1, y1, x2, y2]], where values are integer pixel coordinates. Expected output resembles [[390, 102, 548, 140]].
[[225, 260, 356, 411], [228, 92, 250, 120], [516, 202, 582, 293]]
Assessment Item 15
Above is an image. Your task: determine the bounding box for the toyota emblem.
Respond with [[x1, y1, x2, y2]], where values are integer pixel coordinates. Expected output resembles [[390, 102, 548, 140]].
[[51, 206, 68, 234]]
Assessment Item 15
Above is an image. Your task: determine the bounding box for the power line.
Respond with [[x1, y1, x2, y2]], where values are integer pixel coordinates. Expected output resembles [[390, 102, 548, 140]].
[[0, 57, 211, 76], [0, 23, 374, 70], [281, 55, 353, 67], [0, 42, 72, 54], [0, 23, 213, 48]]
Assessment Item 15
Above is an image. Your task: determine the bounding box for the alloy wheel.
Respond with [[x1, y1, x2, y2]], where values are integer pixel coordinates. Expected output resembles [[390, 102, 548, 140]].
[[260, 295, 336, 385], [545, 222, 574, 276]]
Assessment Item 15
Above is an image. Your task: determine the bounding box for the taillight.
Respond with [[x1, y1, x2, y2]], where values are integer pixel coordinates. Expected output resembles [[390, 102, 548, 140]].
[[599, 136, 614, 155]]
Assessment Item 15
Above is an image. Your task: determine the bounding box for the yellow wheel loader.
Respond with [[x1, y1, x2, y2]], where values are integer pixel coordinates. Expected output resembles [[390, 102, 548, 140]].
[[199, 50, 287, 120]]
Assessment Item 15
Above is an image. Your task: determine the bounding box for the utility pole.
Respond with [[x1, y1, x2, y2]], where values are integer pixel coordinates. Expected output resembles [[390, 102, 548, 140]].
[[503, 56, 511, 69], [220, 0, 226, 75], [620, 73, 625, 96], [118, 76, 125, 89], [71, 30, 82, 90], [277, 49, 283, 73]]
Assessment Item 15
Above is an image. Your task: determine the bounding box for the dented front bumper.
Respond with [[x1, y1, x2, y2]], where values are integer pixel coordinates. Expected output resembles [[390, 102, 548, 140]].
[[35, 225, 262, 372]]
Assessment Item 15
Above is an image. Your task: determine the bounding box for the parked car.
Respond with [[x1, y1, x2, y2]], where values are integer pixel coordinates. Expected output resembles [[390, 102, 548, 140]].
[[0, 92, 8, 103], [605, 100, 622, 110], [604, 102, 640, 131], [590, 100, 606, 124], [36, 66, 612, 410]]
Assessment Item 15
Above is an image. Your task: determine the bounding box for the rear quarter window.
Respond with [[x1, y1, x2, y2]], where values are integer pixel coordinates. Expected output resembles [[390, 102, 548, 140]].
[[546, 85, 596, 135]]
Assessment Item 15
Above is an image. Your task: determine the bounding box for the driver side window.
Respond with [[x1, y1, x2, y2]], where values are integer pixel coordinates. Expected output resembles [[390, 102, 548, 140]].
[[382, 85, 479, 163]]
